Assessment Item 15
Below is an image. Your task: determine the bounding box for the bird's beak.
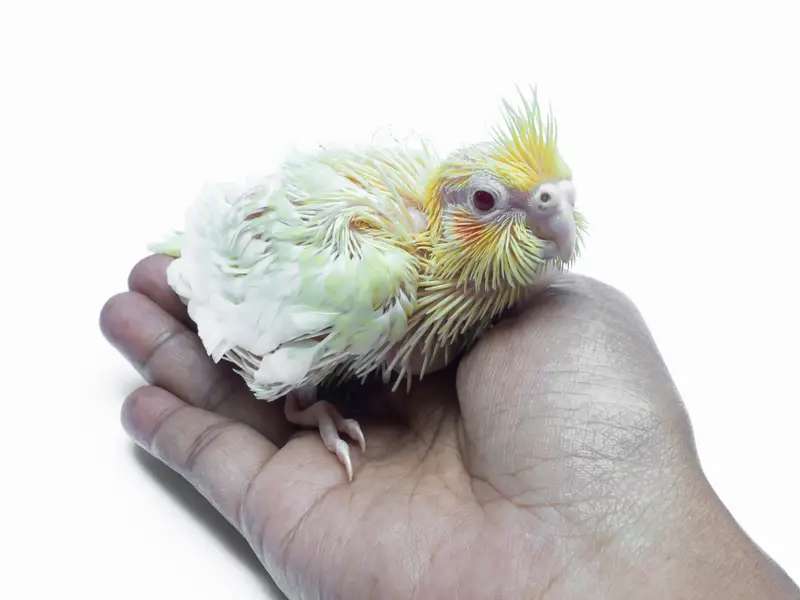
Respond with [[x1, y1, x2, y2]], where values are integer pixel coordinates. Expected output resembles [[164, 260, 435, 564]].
[[548, 207, 577, 262], [527, 180, 577, 262]]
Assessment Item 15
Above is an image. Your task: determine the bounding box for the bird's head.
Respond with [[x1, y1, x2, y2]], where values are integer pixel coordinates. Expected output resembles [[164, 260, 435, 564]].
[[424, 89, 586, 291]]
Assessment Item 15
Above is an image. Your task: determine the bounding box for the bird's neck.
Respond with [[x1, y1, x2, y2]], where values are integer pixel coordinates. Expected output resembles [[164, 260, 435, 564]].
[[388, 267, 525, 383]]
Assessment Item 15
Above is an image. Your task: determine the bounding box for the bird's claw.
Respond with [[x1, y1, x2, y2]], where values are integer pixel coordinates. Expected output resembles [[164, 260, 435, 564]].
[[284, 394, 365, 482], [334, 439, 354, 482], [341, 418, 366, 453]]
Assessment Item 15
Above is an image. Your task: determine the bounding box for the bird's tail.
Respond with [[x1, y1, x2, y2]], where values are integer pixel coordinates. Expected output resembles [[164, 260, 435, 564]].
[[148, 230, 185, 258]]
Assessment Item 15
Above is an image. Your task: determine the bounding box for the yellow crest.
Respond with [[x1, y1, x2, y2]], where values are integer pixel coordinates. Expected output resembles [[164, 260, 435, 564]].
[[487, 86, 571, 190]]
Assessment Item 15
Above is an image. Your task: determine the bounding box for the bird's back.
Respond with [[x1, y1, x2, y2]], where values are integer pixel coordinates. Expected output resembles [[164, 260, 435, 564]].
[[163, 141, 442, 401]]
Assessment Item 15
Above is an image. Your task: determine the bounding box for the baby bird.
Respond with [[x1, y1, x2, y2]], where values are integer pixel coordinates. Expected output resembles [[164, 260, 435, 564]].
[[152, 88, 587, 481]]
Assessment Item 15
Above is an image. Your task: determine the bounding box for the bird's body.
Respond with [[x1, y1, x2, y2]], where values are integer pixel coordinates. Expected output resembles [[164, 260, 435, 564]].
[[153, 89, 587, 480]]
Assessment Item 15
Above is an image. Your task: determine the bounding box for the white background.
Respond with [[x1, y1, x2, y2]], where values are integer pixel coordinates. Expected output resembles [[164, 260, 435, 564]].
[[2, 1, 798, 598]]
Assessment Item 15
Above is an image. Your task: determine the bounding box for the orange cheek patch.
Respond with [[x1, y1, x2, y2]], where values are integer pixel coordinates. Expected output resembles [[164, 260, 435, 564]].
[[449, 212, 501, 252], [450, 213, 483, 242]]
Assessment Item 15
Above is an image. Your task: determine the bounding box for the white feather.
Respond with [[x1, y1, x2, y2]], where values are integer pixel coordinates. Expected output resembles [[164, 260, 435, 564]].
[[163, 141, 437, 401]]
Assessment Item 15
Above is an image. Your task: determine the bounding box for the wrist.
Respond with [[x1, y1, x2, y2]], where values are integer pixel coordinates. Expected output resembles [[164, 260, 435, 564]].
[[602, 470, 799, 599]]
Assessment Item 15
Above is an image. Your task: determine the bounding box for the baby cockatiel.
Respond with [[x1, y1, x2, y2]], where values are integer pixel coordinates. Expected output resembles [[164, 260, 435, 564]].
[[152, 89, 586, 480]]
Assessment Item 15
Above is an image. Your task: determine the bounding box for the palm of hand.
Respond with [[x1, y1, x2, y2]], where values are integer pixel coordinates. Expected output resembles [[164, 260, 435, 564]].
[[102, 255, 699, 599]]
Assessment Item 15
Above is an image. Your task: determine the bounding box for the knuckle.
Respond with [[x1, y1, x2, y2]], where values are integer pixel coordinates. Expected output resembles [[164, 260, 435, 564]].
[[180, 419, 237, 471], [148, 403, 192, 454], [140, 326, 192, 379]]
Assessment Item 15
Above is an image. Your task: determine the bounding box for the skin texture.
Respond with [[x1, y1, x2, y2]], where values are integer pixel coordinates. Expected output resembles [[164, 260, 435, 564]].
[[101, 255, 800, 600]]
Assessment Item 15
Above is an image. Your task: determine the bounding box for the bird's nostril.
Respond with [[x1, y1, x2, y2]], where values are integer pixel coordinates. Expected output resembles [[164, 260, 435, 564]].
[[540, 192, 551, 203]]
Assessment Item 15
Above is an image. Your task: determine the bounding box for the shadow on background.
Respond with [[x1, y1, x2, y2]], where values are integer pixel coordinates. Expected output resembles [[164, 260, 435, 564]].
[[132, 446, 287, 599]]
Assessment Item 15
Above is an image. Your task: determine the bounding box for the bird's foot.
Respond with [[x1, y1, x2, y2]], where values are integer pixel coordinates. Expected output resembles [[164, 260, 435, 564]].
[[284, 393, 366, 482]]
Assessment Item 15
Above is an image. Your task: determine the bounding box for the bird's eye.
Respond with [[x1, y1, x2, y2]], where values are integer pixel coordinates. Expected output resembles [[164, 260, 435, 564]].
[[473, 189, 497, 212], [540, 192, 551, 203]]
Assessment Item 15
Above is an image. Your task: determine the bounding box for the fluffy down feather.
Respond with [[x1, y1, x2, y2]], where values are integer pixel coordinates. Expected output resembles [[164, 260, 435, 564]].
[[163, 143, 438, 400]]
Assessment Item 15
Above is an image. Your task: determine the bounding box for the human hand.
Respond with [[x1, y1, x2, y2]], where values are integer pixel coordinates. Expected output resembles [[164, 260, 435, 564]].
[[100, 255, 799, 599]]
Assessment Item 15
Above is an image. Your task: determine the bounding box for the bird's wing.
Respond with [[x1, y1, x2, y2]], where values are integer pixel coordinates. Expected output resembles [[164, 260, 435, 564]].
[[165, 142, 438, 401]]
